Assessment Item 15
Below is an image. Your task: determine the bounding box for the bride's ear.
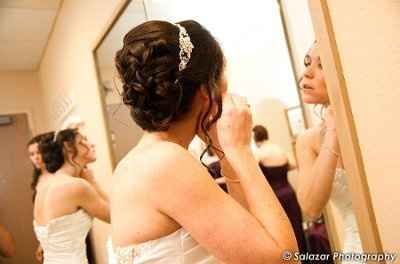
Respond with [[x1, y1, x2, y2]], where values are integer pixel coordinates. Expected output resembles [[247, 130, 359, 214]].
[[198, 86, 220, 119], [198, 85, 210, 101]]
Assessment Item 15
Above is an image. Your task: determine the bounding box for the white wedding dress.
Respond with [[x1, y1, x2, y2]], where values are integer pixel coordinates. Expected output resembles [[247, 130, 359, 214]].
[[330, 168, 363, 263], [108, 228, 220, 264], [33, 209, 93, 264]]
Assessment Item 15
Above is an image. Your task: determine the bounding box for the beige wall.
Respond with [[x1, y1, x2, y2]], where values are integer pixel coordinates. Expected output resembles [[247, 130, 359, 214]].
[[280, 0, 315, 78], [280, 0, 321, 126], [325, 0, 400, 253], [38, 0, 128, 263], [0, 71, 43, 133]]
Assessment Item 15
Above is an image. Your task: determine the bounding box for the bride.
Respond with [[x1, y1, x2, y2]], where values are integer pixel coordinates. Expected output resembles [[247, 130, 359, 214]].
[[109, 20, 298, 263], [33, 119, 110, 264], [296, 41, 363, 261]]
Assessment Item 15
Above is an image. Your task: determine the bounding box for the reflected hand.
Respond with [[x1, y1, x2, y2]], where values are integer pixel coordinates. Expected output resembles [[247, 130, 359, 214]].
[[35, 245, 44, 263], [80, 167, 95, 183], [325, 106, 336, 131]]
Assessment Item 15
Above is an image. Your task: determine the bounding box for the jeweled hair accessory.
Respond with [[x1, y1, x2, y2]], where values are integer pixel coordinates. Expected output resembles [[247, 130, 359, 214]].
[[175, 23, 194, 71], [53, 115, 85, 142]]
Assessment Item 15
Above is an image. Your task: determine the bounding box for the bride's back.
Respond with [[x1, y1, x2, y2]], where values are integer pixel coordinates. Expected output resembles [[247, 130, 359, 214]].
[[111, 141, 185, 247], [34, 174, 82, 225]]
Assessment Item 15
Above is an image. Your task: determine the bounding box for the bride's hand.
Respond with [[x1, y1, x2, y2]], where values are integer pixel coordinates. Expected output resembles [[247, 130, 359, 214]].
[[80, 167, 95, 183], [212, 94, 253, 156], [325, 106, 336, 131], [35, 245, 44, 263]]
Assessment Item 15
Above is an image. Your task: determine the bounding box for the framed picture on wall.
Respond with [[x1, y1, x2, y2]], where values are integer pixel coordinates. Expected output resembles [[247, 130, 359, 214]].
[[285, 105, 306, 139]]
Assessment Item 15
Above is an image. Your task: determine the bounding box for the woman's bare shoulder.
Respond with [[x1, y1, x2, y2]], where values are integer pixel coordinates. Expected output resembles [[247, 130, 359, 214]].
[[150, 141, 203, 176], [297, 125, 323, 153], [43, 176, 89, 198], [117, 141, 205, 186]]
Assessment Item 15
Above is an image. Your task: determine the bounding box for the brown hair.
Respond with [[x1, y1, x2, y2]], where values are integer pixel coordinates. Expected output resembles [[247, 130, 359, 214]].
[[39, 129, 83, 173], [27, 132, 54, 200], [115, 20, 225, 154], [253, 125, 269, 142]]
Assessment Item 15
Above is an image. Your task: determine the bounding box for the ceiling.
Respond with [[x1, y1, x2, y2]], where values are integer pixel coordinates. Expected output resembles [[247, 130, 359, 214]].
[[0, 0, 62, 71]]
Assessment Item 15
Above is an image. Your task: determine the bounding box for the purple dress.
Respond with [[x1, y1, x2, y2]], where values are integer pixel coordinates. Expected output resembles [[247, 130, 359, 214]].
[[208, 161, 333, 263], [208, 162, 307, 257], [260, 163, 334, 264], [259, 163, 308, 258]]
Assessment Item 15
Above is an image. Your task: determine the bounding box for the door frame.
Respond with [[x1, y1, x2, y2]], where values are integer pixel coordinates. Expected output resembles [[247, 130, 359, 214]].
[[0, 110, 35, 135]]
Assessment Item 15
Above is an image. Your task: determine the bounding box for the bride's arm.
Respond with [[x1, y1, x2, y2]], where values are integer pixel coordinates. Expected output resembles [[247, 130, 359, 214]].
[[72, 179, 110, 223], [151, 145, 298, 264], [296, 128, 339, 220], [80, 168, 109, 203], [218, 159, 248, 208], [151, 95, 298, 264]]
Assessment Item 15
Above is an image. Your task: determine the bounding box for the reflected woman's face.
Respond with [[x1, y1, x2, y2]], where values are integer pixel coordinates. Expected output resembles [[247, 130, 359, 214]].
[[299, 44, 329, 105], [28, 143, 44, 169], [74, 133, 97, 164]]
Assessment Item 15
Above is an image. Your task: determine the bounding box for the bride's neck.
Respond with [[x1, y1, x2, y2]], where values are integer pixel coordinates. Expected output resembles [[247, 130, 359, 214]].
[[139, 112, 200, 149], [140, 127, 195, 149]]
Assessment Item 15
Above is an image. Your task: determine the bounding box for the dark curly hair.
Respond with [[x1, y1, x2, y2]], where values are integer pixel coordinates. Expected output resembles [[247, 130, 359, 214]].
[[39, 129, 80, 173], [253, 125, 269, 142], [27, 131, 54, 201], [115, 20, 225, 154]]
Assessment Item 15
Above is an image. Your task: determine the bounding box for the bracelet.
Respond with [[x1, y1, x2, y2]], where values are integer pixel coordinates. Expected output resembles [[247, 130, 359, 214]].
[[220, 171, 240, 183], [323, 146, 339, 158], [225, 177, 241, 183]]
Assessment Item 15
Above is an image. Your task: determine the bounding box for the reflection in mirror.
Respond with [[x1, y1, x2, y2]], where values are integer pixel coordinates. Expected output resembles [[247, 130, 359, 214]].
[[280, 0, 363, 257], [93, 0, 348, 261]]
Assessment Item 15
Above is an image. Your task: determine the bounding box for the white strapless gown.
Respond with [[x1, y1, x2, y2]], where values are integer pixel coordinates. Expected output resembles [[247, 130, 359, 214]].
[[108, 228, 220, 264], [331, 168, 363, 263], [33, 209, 93, 264]]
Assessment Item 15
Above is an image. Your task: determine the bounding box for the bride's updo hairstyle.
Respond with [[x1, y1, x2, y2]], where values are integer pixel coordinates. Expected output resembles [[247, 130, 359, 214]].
[[115, 20, 224, 143], [39, 116, 87, 173], [39, 129, 80, 173]]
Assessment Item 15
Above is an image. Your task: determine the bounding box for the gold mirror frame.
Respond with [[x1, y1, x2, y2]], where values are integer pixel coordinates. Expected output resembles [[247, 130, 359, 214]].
[[308, 0, 384, 254], [92, 0, 132, 169]]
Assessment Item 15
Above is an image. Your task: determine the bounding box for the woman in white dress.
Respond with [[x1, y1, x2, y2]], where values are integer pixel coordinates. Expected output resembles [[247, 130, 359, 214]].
[[33, 121, 110, 264], [296, 42, 363, 260], [110, 20, 298, 264], [27, 132, 54, 263]]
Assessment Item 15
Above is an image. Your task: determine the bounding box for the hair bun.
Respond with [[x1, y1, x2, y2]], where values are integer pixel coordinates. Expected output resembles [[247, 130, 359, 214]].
[[115, 20, 224, 133], [117, 33, 185, 131], [39, 139, 64, 173]]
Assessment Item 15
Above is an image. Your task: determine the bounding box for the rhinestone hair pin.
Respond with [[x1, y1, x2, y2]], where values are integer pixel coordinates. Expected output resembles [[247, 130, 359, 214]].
[[175, 23, 194, 71]]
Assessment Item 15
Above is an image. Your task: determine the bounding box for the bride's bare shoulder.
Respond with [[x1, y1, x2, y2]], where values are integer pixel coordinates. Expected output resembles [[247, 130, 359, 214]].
[[152, 142, 201, 171], [297, 125, 323, 151], [119, 141, 203, 182]]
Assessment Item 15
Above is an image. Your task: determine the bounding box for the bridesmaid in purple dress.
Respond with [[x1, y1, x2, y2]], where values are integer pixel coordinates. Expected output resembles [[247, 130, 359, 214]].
[[252, 125, 308, 260]]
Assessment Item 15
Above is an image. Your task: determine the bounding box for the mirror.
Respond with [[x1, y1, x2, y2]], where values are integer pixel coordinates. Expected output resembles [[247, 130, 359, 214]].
[[280, 0, 364, 258], [94, 0, 359, 259], [95, 0, 306, 165]]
